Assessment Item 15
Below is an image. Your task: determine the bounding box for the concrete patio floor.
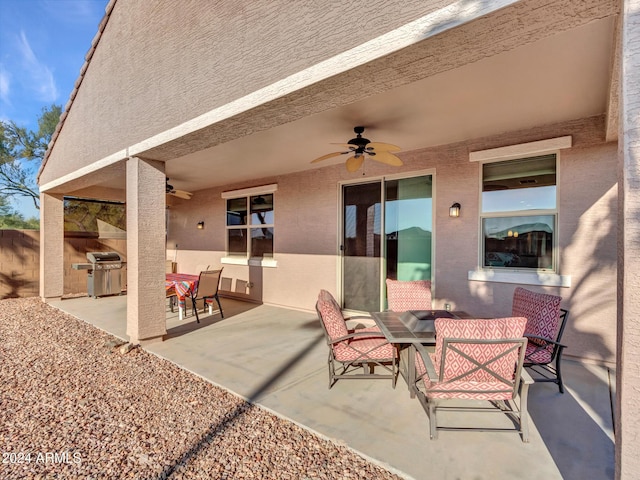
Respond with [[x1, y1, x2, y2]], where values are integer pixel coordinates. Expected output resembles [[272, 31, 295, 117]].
[[50, 295, 615, 480]]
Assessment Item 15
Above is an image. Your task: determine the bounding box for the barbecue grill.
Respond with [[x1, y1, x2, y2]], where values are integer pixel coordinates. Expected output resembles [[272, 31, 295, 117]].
[[72, 252, 125, 298]]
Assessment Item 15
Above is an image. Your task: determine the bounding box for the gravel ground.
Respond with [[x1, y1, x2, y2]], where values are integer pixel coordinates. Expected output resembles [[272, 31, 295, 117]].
[[0, 298, 402, 480]]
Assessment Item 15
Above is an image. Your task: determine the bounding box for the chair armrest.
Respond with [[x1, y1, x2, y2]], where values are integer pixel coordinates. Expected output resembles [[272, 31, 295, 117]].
[[414, 343, 439, 382], [520, 367, 535, 385], [329, 330, 388, 345], [344, 315, 376, 330], [524, 334, 567, 349]]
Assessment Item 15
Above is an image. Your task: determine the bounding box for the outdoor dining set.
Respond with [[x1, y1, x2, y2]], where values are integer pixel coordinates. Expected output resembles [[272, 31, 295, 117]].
[[165, 268, 225, 323], [315, 281, 570, 443], [165, 264, 569, 443]]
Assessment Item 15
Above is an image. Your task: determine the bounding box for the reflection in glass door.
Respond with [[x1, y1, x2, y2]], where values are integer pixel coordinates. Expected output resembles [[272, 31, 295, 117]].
[[385, 176, 432, 284], [341, 175, 432, 311], [342, 182, 381, 312]]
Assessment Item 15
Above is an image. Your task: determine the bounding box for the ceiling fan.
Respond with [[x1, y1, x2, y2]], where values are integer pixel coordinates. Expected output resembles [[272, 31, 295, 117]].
[[311, 126, 403, 172], [166, 177, 193, 200]]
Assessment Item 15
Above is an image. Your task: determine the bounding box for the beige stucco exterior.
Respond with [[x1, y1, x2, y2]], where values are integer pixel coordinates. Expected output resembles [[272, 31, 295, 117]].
[[35, 0, 639, 476], [163, 115, 618, 365]]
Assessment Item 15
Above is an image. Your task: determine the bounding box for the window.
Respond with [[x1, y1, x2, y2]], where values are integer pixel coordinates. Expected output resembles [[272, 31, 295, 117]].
[[481, 154, 557, 271], [224, 189, 274, 260]]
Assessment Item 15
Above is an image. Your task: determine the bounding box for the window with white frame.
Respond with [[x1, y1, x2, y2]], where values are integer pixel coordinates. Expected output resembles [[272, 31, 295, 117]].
[[226, 192, 274, 258], [481, 153, 557, 271]]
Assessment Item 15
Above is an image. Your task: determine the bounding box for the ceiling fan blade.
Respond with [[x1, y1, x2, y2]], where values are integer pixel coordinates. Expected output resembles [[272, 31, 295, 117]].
[[366, 142, 401, 152], [345, 155, 365, 172], [311, 151, 348, 163], [330, 143, 357, 149], [371, 150, 403, 167], [171, 190, 193, 200]]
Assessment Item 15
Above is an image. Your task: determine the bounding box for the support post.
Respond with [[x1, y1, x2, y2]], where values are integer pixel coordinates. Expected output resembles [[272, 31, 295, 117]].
[[617, 1, 640, 478], [126, 157, 167, 344], [39, 192, 64, 302]]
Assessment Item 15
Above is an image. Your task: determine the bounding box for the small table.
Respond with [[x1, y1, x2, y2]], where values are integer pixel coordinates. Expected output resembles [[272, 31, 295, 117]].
[[166, 273, 199, 320], [370, 310, 466, 397]]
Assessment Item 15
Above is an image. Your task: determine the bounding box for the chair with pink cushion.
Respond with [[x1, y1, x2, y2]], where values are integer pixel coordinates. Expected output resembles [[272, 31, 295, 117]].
[[512, 287, 569, 393], [385, 279, 432, 311], [316, 290, 398, 389], [414, 317, 532, 442]]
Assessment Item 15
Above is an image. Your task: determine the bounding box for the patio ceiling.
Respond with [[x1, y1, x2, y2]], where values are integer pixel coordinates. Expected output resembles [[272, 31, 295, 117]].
[[75, 12, 615, 198], [158, 16, 615, 195]]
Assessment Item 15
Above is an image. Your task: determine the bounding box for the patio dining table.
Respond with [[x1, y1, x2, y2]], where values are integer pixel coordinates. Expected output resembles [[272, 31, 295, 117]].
[[166, 273, 199, 320], [370, 310, 468, 398]]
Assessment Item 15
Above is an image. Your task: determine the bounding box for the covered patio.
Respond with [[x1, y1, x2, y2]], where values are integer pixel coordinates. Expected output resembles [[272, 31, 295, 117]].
[[50, 295, 615, 479], [35, 1, 638, 476]]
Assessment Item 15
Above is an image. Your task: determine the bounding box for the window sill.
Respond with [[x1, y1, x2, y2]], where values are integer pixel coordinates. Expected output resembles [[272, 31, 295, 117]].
[[468, 270, 571, 287], [221, 256, 278, 268]]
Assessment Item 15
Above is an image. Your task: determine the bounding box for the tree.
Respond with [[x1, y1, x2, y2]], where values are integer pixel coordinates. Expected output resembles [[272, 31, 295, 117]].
[[0, 196, 39, 229], [0, 104, 62, 210]]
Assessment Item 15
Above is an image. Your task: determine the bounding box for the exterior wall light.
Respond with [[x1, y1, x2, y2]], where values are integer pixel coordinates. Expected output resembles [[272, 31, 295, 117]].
[[449, 203, 461, 218], [197, 221, 205, 229]]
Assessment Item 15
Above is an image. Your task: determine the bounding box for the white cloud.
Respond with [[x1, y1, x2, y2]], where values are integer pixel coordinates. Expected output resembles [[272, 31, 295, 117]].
[[17, 30, 59, 102], [0, 66, 11, 106]]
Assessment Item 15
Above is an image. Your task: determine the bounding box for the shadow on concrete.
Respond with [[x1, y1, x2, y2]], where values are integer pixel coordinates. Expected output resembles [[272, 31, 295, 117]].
[[156, 331, 325, 479], [528, 364, 615, 480], [164, 298, 261, 339]]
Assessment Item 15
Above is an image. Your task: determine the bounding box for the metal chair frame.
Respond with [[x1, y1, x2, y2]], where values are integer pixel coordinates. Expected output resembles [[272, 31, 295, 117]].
[[316, 302, 398, 389], [190, 269, 224, 323], [524, 308, 569, 393], [414, 336, 533, 442]]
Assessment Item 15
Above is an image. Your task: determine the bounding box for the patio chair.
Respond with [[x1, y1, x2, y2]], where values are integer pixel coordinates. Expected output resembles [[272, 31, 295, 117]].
[[385, 279, 432, 311], [512, 287, 570, 393], [414, 317, 532, 442], [316, 290, 398, 389], [166, 285, 177, 313], [166, 261, 178, 312], [190, 269, 224, 323]]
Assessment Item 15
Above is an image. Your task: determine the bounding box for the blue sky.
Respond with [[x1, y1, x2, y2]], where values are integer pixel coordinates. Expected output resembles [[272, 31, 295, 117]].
[[0, 0, 107, 218]]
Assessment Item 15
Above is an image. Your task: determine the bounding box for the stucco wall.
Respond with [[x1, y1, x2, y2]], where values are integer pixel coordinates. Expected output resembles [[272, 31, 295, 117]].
[[40, 0, 450, 185], [166, 115, 617, 364]]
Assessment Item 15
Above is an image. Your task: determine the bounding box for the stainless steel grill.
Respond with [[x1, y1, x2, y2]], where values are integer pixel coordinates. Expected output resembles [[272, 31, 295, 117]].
[[72, 252, 124, 298]]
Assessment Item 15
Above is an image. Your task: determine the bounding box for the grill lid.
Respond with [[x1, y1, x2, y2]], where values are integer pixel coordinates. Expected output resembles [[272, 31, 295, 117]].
[[87, 251, 122, 263]]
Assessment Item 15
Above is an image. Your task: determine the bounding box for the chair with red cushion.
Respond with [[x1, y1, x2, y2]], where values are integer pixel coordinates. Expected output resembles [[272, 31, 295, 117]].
[[512, 287, 569, 393], [385, 279, 432, 311], [316, 290, 398, 389], [414, 317, 532, 442]]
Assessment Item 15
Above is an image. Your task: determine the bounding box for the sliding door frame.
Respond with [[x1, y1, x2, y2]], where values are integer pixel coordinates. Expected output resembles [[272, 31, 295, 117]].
[[338, 169, 436, 313]]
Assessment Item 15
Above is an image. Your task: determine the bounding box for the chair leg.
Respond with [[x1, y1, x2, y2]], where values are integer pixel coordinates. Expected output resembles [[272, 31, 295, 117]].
[[191, 295, 200, 323], [519, 381, 531, 443], [215, 294, 224, 318], [556, 352, 565, 394], [328, 351, 335, 389], [428, 401, 438, 440]]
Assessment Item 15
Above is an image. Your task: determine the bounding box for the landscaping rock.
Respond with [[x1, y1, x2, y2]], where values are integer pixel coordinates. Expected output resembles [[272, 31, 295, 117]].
[[0, 298, 402, 479]]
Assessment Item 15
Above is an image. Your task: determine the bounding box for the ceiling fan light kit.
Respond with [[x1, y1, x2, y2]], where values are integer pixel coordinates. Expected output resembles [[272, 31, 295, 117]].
[[311, 126, 403, 172]]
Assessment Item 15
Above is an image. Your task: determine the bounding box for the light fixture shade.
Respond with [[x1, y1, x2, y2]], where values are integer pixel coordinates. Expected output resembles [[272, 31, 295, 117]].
[[449, 203, 461, 218], [197, 221, 205, 229]]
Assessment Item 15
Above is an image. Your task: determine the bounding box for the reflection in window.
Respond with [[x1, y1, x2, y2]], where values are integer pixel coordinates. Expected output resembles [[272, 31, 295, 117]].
[[226, 194, 274, 258], [481, 154, 557, 271], [482, 154, 556, 213], [483, 216, 554, 269]]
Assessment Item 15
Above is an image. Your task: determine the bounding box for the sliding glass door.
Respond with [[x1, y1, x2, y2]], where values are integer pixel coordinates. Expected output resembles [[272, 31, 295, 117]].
[[342, 182, 382, 312], [342, 175, 433, 311]]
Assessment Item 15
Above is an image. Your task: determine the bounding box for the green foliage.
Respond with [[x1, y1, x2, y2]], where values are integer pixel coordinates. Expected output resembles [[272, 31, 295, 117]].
[[64, 198, 126, 233], [0, 104, 62, 211], [0, 197, 39, 229]]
